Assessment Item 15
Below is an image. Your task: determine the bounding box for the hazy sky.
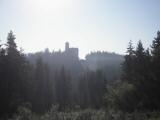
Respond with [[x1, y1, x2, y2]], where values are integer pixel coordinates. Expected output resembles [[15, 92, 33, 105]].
[[0, 0, 160, 58]]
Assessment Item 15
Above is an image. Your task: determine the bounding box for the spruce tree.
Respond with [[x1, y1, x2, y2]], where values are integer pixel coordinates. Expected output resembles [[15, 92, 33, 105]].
[[150, 31, 160, 109], [122, 40, 135, 84], [32, 57, 53, 112], [55, 67, 71, 110], [0, 31, 30, 116]]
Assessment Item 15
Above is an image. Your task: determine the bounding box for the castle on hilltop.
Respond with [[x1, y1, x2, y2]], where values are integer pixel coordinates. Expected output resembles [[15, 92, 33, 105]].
[[64, 42, 79, 59]]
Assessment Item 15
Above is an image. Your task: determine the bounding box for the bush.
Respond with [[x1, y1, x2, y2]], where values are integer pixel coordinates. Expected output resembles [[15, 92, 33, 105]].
[[9, 105, 160, 120], [105, 81, 141, 112]]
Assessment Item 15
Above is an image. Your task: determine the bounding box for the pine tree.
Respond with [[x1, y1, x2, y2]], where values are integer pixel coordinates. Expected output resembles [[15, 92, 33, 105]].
[[88, 70, 106, 108], [150, 31, 160, 109], [127, 40, 135, 56], [7, 31, 17, 54], [151, 31, 160, 59], [135, 40, 145, 58], [122, 40, 135, 84], [55, 67, 71, 110], [32, 57, 53, 113], [0, 42, 8, 116], [0, 31, 30, 116], [134, 40, 146, 86], [119, 40, 150, 110], [78, 74, 89, 108]]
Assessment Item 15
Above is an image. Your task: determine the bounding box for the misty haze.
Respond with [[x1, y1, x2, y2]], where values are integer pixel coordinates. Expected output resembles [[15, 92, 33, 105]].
[[1, 0, 160, 120]]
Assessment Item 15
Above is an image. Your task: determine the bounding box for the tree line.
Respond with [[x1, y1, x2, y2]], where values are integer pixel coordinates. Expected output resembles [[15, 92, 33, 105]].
[[1, 30, 160, 119], [106, 31, 160, 112], [0, 31, 107, 118]]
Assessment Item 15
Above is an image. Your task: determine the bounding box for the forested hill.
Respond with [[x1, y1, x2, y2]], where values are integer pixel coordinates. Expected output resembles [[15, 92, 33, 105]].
[[85, 51, 123, 61], [82, 52, 124, 80], [27, 49, 83, 78], [84, 52, 123, 70], [27, 50, 124, 80]]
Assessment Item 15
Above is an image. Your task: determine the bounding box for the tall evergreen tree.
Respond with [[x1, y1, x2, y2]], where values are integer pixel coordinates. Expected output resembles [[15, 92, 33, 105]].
[[151, 31, 160, 59], [88, 70, 106, 108], [122, 40, 135, 84], [0, 42, 8, 116], [55, 67, 71, 110], [78, 74, 90, 108], [134, 41, 152, 109], [0, 31, 30, 117], [7, 31, 17, 55], [150, 31, 160, 109], [32, 57, 53, 113], [134, 40, 146, 87]]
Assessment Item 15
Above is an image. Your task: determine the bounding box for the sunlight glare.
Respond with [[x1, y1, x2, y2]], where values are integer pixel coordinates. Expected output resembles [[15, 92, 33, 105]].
[[29, 0, 73, 11]]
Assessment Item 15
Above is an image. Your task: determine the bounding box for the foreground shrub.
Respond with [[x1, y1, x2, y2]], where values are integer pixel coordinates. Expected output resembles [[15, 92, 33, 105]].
[[9, 105, 160, 120]]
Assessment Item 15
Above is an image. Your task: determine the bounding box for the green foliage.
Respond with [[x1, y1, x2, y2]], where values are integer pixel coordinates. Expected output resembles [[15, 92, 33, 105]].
[[55, 67, 72, 110], [0, 31, 30, 117], [151, 31, 160, 58], [78, 70, 106, 108], [12, 105, 32, 120], [105, 81, 140, 112], [31, 57, 53, 113], [107, 31, 160, 111]]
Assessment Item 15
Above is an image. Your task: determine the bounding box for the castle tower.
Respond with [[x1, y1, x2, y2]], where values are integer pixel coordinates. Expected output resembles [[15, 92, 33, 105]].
[[65, 42, 69, 51], [64, 42, 79, 59]]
